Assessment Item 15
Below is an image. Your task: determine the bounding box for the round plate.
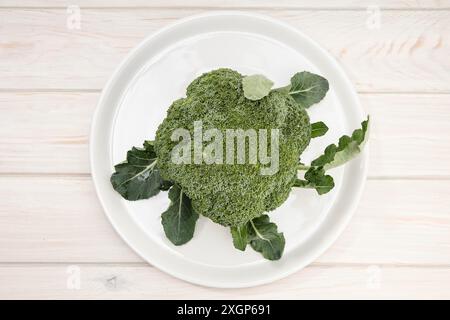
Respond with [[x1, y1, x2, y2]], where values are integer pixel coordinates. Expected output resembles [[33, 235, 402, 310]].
[[90, 12, 368, 288]]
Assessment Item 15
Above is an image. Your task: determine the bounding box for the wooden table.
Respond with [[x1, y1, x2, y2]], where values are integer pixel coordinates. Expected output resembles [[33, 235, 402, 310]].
[[1, 0, 449, 299]]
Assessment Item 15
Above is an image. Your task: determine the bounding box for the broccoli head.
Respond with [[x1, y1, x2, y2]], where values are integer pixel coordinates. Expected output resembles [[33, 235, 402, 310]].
[[154, 68, 311, 227]]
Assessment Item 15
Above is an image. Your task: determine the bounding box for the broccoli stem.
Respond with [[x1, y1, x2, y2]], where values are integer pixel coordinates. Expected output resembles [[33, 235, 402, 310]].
[[297, 163, 310, 171]]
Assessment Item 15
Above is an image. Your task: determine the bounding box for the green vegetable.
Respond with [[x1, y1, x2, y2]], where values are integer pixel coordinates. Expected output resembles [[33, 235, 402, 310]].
[[159, 180, 173, 191], [311, 121, 329, 138], [248, 215, 285, 261], [155, 68, 311, 227], [242, 74, 274, 100], [230, 225, 248, 251], [110, 141, 162, 200], [231, 215, 285, 260], [286, 71, 329, 108], [311, 117, 369, 170], [161, 184, 199, 245], [294, 167, 334, 195], [110, 68, 368, 261], [294, 118, 368, 195]]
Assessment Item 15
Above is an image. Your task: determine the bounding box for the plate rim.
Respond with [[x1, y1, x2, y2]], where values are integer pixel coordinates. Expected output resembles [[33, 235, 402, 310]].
[[90, 11, 368, 288]]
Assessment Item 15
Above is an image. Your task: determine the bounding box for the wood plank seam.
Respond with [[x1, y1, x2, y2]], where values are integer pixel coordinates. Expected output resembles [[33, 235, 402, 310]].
[[1, 262, 450, 268], [1, 7, 450, 11]]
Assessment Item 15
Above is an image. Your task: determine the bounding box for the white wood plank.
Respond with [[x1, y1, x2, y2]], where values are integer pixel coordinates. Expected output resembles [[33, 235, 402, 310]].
[[0, 0, 448, 9], [0, 92, 93, 174], [365, 93, 450, 177], [0, 176, 449, 265], [1, 92, 449, 177], [0, 176, 140, 263], [321, 179, 450, 264], [0, 9, 449, 91], [1, 264, 449, 299]]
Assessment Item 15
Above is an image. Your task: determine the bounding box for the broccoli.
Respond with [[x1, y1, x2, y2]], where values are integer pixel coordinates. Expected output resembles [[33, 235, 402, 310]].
[[154, 69, 311, 226], [110, 68, 369, 261]]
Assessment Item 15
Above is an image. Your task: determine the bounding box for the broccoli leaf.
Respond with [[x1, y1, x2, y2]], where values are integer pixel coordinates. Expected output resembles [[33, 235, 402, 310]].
[[161, 184, 199, 246], [248, 215, 285, 261], [230, 225, 248, 251], [110, 141, 163, 201], [294, 167, 335, 195], [242, 74, 274, 101], [288, 71, 329, 108], [143, 140, 154, 149], [311, 121, 329, 138], [311, 117, 369, 170], [159, 180, 173, 191]]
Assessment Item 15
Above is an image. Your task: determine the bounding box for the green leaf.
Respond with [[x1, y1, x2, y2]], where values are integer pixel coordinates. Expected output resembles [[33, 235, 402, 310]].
[[143, 140, 154, 149], [293, 179, 309, 188], [159, 180, 173, 191], [242, 74, 274, 101], [272, 84, 291, 94], [230, 225, 248, 251], [161, 184, 199, 246], [248, 215, 285, 261], [311, 121, 329, 138], [288, 71, 329, 108], [110, 141, 163, 201], [311, 117, 369, 170], [294, 167, 335, 195]]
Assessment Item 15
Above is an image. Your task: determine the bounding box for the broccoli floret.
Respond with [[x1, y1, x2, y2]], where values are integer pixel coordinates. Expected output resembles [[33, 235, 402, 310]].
[[154, 69, 311, 227]]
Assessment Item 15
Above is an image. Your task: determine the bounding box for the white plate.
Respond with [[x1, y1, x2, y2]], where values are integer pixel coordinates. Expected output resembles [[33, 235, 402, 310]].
[[90, 12, 368, 288]]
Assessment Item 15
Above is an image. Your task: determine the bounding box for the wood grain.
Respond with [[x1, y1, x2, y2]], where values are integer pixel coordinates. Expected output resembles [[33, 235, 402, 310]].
[[1, 0, 449, 9], [1, 264, 449, 299], [0, 176, 449, 265], [1, 3, 449, 298], [0, 9, 449, 92], [1, 92, 448, 177], [0, 92, 92, 174]]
